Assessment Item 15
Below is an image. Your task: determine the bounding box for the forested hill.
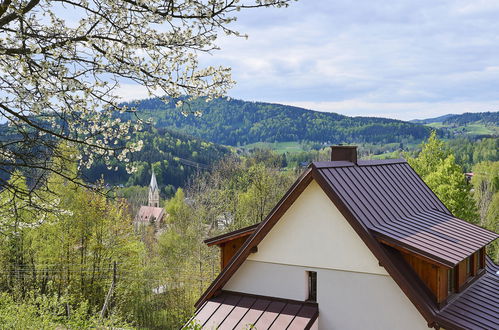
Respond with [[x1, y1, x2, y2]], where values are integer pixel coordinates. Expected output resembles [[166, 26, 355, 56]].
[[411, 111, 498, 137], [120, 97, 431, 146], [411, 114, 455, 124], [82, 127, 230, 192], [412, 111, 499, 126]]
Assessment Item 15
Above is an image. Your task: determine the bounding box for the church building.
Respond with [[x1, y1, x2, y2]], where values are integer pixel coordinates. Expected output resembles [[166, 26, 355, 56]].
[[134, 168, 166, 228]]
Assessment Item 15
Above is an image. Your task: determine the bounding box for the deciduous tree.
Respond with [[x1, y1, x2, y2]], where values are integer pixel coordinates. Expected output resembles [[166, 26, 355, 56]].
[[408, 131, 478, 222], [471, 161, 499, 262], [0, 0, 293, 201]]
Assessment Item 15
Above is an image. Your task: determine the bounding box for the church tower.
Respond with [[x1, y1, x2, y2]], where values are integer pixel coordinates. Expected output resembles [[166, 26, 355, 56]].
[[148, 167, 160, 208]]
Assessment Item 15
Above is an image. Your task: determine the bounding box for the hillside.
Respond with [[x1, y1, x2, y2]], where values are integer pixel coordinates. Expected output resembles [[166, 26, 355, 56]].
[[82, 127, 230, 194], [411, 114, 455, 124], [411, 111, 498, 136], [120, 97, 432, 146]]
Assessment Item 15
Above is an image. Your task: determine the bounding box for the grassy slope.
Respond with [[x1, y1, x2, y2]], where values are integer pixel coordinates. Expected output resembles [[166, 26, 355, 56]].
[[241, 141, 309, 154], [427, 122, 498, 136]]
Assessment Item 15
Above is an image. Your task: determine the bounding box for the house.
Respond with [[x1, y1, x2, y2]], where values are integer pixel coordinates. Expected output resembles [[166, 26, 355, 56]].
[[187, 146, 498, 330], [135, 168, 165, 228]]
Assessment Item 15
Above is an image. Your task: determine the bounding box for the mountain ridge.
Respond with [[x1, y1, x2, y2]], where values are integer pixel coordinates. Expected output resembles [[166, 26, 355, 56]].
[[411, 111, 498, 126], [120, 97, 432, 146]]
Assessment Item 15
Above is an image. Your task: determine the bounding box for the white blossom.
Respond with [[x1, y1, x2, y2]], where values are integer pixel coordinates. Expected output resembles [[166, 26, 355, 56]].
[[0, 0, 293, 199]]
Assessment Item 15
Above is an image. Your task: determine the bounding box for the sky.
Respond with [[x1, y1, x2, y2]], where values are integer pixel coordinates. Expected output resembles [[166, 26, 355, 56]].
[[119, 0, 499, 121]]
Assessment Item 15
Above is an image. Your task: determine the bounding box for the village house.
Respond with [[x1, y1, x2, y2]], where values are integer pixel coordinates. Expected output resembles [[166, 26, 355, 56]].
[[134, 168, 166, 229], [187, 146, 498, 330]]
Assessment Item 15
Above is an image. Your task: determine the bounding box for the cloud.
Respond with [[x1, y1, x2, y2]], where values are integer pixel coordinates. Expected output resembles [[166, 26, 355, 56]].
[[196, 0, 499, 120], [114, 84, 152, 102], [108, 1, 499, 120]]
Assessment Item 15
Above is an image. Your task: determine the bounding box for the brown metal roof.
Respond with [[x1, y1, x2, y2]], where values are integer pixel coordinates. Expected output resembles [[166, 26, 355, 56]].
[[436, 259, 499, 330], [314, 161, 498, 267], [373, 210, 497, 267], [204, 223, 259, 247], [187, 291, 318, 330]]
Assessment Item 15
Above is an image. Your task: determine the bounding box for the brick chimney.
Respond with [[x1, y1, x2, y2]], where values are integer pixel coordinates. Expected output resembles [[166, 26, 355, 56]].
[[331, 145, 358, 164]]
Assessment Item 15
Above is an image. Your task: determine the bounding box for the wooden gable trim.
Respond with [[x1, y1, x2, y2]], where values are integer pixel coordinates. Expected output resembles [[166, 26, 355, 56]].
[[194, 167, 314, 308], [204, 223, 259, 247]]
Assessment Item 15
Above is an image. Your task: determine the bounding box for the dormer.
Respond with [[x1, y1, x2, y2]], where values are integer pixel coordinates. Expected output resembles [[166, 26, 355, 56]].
[[379, 239, 488, 306]]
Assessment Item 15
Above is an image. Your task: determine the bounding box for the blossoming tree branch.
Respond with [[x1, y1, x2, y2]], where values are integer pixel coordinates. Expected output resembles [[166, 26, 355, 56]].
[[0, 0, 292, 202]]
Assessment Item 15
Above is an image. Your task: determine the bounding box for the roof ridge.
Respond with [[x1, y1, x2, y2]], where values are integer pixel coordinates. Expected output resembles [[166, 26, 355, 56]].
[[312, 158, 407, 169]]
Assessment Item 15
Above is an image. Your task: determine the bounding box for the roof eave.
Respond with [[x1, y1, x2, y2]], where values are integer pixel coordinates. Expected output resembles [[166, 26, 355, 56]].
[[373, 232, 455, 268], [374, 230, 499, 269], [204, 223, 259, 246]]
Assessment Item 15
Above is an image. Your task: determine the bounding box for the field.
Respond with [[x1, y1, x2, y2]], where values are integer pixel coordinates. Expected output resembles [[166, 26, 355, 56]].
[[240, 141, 311, 154], [427, 122, 498, 136]]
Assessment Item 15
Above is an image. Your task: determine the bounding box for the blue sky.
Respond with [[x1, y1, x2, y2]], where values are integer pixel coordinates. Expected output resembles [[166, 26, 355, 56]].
[[119, 0, 499, 120]]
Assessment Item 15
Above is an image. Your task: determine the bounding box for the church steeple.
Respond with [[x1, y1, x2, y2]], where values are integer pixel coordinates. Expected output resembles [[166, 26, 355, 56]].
[[148, 167, 160, 207]]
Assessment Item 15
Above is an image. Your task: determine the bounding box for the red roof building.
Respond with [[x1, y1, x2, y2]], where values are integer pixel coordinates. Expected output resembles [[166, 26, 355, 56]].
[[135, 167, 166, 228], [187, 146, 498, 330]]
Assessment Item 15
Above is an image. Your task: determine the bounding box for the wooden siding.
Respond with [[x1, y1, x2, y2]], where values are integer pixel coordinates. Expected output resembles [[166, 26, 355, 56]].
[[401, 251, 447, 304], [220, 236, 249, 269], [457, 260, 467, 291], [399, 247, 487, 304], [472, 252, 478, 276], [479, 247, 486, 269]]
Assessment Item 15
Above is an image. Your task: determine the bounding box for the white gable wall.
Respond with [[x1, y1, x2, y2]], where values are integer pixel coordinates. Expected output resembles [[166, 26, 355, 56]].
[[223, 180, 428, 330], [246, 180, 386, 275]]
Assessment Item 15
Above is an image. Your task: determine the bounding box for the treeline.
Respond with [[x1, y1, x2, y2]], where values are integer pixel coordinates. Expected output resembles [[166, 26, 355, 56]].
[[448, 137, 498, 172], [120, 97, 432, 146], [0, 147, 142, 328], [412, 111, 499, 126]]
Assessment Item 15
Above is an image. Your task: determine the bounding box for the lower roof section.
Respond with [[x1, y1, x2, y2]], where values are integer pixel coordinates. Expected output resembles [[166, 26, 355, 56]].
[[185, 291, 319, 330], [436, 270, 499, 329]]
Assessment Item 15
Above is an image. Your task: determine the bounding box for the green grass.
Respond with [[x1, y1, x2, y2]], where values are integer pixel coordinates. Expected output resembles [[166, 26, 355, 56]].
[[427, 122, 498, 136], [240, 141, 306, 154]]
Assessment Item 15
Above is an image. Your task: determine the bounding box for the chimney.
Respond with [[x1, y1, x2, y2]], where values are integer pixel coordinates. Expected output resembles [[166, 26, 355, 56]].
[[331, 145, 358, 163]]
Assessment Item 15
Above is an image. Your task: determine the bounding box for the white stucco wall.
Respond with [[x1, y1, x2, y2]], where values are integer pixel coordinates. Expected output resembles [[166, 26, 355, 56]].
[[224, 260, 428, 330], [223, 179, 428, 329], [247, 180, 386, 275]]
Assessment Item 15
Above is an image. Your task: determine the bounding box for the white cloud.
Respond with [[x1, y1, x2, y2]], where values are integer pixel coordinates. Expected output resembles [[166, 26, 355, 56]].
[[102, 1, 499, 121], [197, 0, 499, 120], [114, 84, 153, 102]]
